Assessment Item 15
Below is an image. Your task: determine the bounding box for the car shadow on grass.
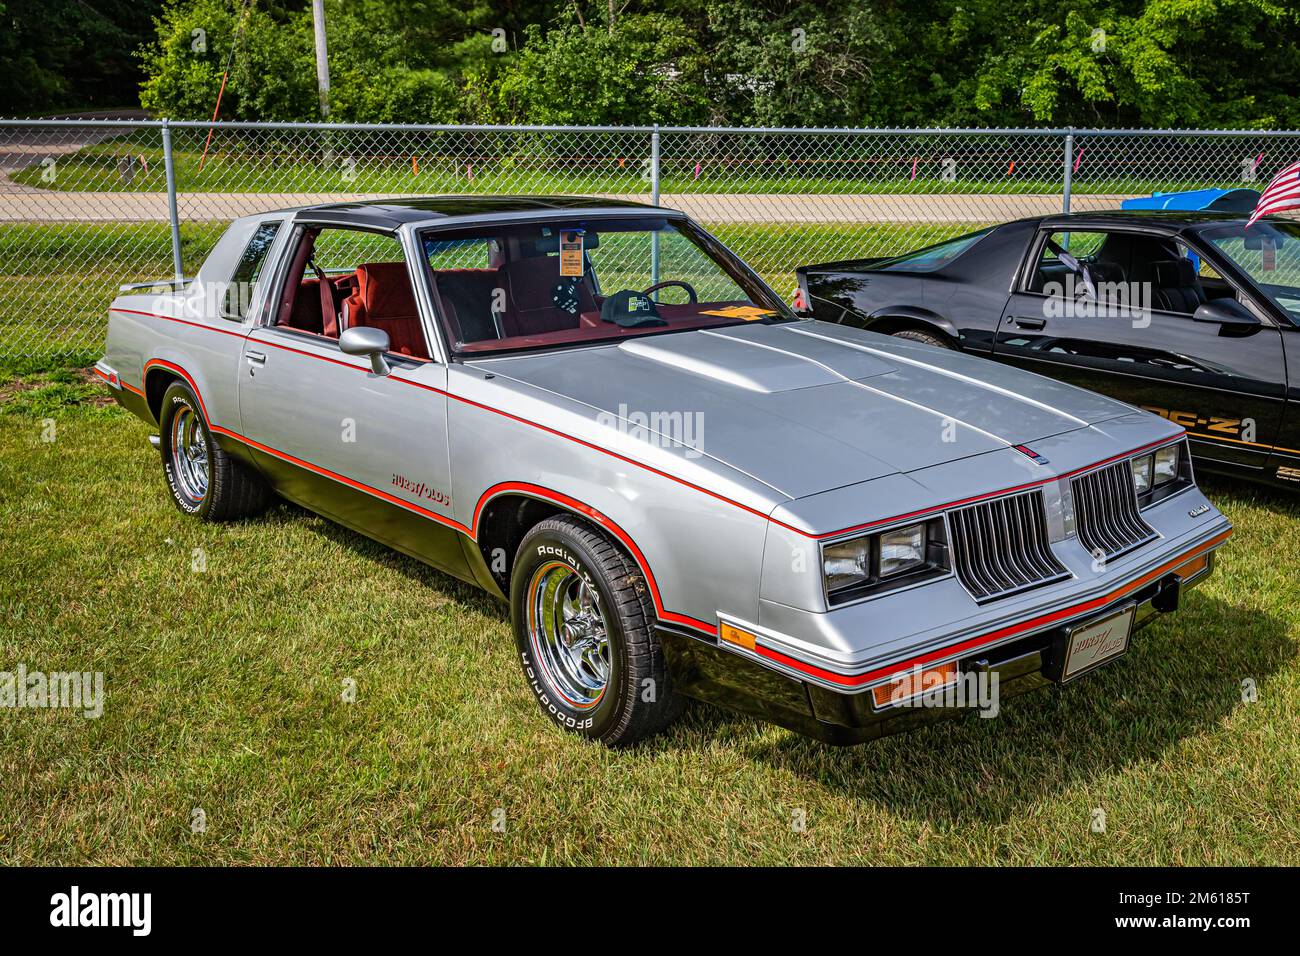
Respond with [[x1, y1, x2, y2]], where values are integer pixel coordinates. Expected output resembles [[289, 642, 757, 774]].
[[272, 499, 506, 619], [664, 593, 1293, 826]]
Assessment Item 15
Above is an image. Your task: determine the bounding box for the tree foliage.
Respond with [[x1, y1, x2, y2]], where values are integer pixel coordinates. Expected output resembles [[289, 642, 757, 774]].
[[0, 0, 163, 114], [8, 0, 1300, 127]]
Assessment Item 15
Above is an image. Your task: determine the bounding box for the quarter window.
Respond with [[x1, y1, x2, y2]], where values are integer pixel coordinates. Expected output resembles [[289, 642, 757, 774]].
[[223, 221, 282, 320]]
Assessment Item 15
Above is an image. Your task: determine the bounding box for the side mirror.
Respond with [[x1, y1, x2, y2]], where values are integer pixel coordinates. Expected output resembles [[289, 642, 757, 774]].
[[339, 326, 392, 376], [1192, 299, 1260, 331]]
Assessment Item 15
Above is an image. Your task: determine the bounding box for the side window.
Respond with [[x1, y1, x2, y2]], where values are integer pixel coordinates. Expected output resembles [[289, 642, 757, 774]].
[[222, 221, 281, 320], [1177, 241, 1223, 280], [273, 226, 431, 360], [1032, 230, 1107, 295]]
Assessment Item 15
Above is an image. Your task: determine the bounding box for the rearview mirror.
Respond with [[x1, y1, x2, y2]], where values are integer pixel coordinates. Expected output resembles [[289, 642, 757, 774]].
[[1193, 298, 1261, 331], [339, 326, 392, 376]]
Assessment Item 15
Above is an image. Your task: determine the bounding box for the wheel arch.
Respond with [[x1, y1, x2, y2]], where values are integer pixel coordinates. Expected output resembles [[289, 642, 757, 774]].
[[861, 306, 960, 345], [143, 363, 182, 425], [469, 483, 713, 636]]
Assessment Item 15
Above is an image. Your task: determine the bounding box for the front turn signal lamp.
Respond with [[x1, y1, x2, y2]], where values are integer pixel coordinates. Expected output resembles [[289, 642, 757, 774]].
[[871, 660, 959, 708]]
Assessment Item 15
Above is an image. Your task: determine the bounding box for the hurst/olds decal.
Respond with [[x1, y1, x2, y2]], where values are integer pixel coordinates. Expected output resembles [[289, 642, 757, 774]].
[[391, 472, 450, 506]]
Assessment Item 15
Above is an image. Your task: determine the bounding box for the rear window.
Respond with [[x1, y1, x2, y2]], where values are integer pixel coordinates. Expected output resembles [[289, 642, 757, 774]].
[[872, 228, 993, 273]]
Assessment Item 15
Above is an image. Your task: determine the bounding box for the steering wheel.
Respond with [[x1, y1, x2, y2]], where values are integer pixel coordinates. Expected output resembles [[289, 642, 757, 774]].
[[642, 280, 697, 304]]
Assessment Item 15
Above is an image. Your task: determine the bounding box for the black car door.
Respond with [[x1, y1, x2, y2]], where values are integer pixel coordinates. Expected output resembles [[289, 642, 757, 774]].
[[992, 225, 1287, 473]]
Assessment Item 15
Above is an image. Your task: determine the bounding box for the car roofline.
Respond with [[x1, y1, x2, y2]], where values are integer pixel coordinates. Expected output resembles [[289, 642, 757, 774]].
[[297, 204, 689, 234], [259, 195, 667, 231]]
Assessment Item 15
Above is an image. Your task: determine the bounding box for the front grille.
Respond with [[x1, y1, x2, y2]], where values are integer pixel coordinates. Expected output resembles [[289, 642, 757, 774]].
[[1071, 460, 1157, 560], [947, 490, 1070, 602]]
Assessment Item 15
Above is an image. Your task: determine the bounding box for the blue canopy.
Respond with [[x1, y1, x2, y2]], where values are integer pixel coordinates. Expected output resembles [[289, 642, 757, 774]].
[[1121, 188, 1260, 213]]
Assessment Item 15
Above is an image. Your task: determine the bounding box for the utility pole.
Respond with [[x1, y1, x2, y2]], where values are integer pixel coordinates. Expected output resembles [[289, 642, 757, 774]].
[[312, 0, 331, 120]]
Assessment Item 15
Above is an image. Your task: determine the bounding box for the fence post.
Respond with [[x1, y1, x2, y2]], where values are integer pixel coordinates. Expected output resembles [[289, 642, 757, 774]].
[[161, 120, 185, 286], [650, 123, 661, 284], [1061, 129, 1075, 215]]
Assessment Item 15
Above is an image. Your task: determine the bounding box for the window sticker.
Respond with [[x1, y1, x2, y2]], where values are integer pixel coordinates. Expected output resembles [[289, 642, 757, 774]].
[[560, 230, 584, 277]]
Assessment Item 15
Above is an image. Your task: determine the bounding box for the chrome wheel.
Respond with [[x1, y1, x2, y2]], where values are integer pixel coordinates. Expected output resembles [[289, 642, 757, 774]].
[[526, 561, 611, 708], [169, 404, 209, 502]]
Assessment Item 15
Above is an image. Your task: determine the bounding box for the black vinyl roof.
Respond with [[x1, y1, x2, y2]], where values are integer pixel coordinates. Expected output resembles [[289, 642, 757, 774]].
[[296, 195, 661, 229]]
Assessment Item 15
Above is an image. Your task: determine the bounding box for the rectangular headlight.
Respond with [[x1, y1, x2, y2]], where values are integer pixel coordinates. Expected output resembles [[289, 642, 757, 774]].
[[1131, 454, 1153, 495], [1153, 444, 1180, 486], [879, 523, 926, 577], [823, 537, 870, 592], [822, 519, 948, 603]]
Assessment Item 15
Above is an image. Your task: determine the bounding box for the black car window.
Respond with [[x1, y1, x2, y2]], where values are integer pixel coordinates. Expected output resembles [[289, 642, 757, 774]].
[[871, 228, 992, 273], [1031, 231, 1112, 296], [1202, 220, 1300, 324]]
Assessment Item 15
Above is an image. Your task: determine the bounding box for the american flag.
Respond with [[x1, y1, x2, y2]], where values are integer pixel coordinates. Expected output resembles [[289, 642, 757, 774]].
[[1246, 159, 1300, 228]]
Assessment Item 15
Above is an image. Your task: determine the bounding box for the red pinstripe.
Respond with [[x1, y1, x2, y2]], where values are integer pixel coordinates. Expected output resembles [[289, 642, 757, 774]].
[[122, 311, 1208, 657], [119, 306, 1186, 541]]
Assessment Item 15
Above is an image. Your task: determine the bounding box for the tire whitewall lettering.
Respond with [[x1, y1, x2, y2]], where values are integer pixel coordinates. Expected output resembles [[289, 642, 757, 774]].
[[510, 515, 684, 745], [158, 381, 270, 522]]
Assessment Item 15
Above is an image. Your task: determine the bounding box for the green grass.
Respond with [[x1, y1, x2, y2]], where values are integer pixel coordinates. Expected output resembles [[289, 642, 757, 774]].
[[9, 139, 1247, 197], [0, 222, 227, 366], [1, 373, 1297, 865]]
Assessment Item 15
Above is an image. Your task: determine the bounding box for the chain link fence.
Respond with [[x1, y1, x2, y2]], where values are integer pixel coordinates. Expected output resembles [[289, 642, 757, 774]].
[[2, 118, 1298, 363]]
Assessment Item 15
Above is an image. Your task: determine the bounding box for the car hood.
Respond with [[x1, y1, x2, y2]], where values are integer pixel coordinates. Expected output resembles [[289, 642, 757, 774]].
[[469, 321, 1139, 500]]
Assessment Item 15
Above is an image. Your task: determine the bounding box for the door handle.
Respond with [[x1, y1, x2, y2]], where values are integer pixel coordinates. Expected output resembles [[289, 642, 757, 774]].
[[246, 350, 267, 366], [1012, 316, 1046, 330]]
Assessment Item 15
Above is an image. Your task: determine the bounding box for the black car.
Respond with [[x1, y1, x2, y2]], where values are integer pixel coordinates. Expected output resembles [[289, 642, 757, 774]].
[[796, 211, 1300, 489]]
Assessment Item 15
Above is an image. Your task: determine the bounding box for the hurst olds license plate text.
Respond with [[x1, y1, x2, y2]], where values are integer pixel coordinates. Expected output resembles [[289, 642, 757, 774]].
[[1062, 605, 1135, 680]]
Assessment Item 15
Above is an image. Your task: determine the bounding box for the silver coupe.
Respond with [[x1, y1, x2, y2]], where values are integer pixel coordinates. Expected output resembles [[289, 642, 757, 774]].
[[98, 197, 1232, 745]]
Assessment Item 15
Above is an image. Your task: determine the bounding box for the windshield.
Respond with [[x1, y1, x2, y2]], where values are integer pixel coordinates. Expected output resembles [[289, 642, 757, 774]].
[[1200, 220, 1300, 323], [419, 216, 791, 355], [870, 227, 993, 273]]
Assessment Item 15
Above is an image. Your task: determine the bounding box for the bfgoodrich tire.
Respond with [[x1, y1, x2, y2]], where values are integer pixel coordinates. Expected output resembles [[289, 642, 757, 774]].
[[510, 515, 684, 746], [158, 380, 269, 521]]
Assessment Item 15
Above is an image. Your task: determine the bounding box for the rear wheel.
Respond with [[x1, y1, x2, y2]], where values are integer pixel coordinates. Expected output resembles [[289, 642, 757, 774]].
[[510, 515, 684, 746], [891, 328, 952, 350], [158, 380, 269, 521]]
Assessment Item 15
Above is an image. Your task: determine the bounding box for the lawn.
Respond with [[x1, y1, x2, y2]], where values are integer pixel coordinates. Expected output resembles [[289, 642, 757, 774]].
[[8, 139, 1194, 197], [1, 370, 1297, 865]]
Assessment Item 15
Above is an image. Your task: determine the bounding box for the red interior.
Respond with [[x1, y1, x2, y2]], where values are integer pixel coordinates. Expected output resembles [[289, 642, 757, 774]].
[[271, 228, 761, 359], [342, 263, 428, 358], [455, 303, 756, 353]]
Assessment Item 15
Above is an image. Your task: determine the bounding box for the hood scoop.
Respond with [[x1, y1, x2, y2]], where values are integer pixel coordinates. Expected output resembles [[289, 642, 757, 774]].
[[617, 326, 896, 393]]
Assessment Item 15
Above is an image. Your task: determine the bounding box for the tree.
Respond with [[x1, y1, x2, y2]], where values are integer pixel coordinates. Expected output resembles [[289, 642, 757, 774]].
[[492, 15, 710, 125], [0, 0, 165, 114]]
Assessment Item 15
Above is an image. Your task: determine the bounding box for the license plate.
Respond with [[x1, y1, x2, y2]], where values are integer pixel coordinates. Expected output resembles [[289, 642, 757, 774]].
[[1062, 605, 1135, 681]]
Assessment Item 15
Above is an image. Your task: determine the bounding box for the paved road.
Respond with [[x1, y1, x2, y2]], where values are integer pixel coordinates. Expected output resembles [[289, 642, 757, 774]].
[[0, 189, 1135, 224]]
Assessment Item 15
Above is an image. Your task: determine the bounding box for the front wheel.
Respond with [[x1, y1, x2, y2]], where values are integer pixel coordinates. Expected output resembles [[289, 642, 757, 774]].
[[158, 380, 269, 521], [510, 515, 684, 746]]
